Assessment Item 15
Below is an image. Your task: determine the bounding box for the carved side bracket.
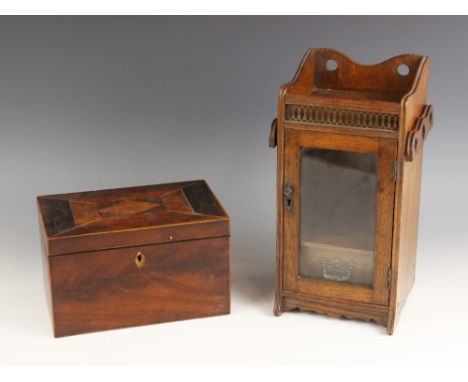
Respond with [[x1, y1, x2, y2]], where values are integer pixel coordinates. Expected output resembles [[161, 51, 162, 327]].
[[269, 118, 278, 148], [405, 104, 434, 161]]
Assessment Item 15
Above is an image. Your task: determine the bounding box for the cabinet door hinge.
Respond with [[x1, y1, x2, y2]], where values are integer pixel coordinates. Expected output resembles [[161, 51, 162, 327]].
[[392, 161, 399, 182], [387, 269, 393, 289]]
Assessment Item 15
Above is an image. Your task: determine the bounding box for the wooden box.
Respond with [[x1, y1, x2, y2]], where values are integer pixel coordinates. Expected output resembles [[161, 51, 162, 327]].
[[269, 49, 433, 334], [38, 180, 230, 337]]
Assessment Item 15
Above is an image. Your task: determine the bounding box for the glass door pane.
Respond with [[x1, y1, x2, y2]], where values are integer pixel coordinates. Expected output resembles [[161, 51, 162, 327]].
[[299, 148, 377, 287]]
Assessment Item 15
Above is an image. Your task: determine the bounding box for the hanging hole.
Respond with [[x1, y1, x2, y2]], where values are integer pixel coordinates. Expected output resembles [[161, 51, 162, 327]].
[[397, 64, 410, 76], [422, 124, 426, 139], [413, 138, 419, 150], [326, 59, 338, 71]]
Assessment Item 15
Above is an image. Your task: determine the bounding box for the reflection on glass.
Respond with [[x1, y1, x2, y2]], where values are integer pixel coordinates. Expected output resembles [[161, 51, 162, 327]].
[[299, 148, 377, 287]]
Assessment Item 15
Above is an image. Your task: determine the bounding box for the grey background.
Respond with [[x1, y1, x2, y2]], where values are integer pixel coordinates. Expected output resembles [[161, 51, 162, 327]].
[[0, 16, 466, 364]]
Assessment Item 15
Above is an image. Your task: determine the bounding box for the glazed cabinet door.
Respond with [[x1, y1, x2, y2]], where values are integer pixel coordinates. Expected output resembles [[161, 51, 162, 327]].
[[282, 128, 396, 305]]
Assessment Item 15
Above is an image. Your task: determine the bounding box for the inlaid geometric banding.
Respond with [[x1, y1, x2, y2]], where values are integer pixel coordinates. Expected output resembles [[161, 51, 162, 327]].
[[39, 181, 225, 238]]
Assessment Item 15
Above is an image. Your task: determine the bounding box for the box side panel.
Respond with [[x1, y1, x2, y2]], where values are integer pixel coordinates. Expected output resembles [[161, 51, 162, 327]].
[[37, 203, 57, 335], [40, 231, 55, 334], [49, 236, 230, 337]]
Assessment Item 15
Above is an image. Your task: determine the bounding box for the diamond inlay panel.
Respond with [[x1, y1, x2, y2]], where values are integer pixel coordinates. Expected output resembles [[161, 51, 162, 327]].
[[98, 200, 161, 217]]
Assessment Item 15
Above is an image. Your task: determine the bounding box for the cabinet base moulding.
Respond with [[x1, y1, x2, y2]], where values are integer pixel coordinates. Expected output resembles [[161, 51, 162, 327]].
[[276, 292, 390, 331]]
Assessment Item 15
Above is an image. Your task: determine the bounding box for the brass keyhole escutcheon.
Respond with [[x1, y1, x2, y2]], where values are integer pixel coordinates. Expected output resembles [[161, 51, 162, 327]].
[[134, 251, 145, 270], [284, 182, 294, 212]]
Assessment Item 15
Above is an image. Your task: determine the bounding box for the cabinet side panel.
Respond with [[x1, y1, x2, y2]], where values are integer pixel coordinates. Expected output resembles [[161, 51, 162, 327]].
[[388, 58, 429, 334], [394, 150, 423, 325]]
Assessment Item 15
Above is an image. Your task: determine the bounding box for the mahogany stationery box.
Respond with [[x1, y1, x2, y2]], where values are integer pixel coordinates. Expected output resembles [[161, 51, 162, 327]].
[[38, 180, 230, 337], [269, 48, 433, 334]]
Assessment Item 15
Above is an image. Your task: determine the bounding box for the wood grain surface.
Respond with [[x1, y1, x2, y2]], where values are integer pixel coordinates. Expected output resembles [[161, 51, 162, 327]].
[[50, 237, 230, 337]]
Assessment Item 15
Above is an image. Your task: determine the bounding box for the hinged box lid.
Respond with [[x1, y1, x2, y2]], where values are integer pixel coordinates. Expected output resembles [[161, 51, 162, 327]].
[[38, 180, 229, 256]]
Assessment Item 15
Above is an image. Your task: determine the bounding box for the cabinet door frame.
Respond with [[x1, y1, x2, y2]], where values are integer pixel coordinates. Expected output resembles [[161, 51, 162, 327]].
[[282, 127, 396, 306]]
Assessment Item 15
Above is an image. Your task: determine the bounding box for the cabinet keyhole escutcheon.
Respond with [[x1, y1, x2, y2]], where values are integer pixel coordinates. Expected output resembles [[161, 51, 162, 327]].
[[134, 251, 146, 270], [284, 182, 294, 212]]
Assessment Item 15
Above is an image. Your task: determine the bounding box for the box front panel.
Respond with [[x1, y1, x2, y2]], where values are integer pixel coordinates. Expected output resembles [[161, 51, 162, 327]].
[[49, 236, 230, 337]]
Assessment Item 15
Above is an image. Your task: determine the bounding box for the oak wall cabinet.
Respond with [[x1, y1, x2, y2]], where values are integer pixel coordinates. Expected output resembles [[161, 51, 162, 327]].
[[269, 48, 433, 334]]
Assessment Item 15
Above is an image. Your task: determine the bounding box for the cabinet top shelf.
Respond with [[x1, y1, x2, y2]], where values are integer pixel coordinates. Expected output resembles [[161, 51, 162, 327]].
[[310, 88, 403, 103], [280, 48, 429, 112]]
